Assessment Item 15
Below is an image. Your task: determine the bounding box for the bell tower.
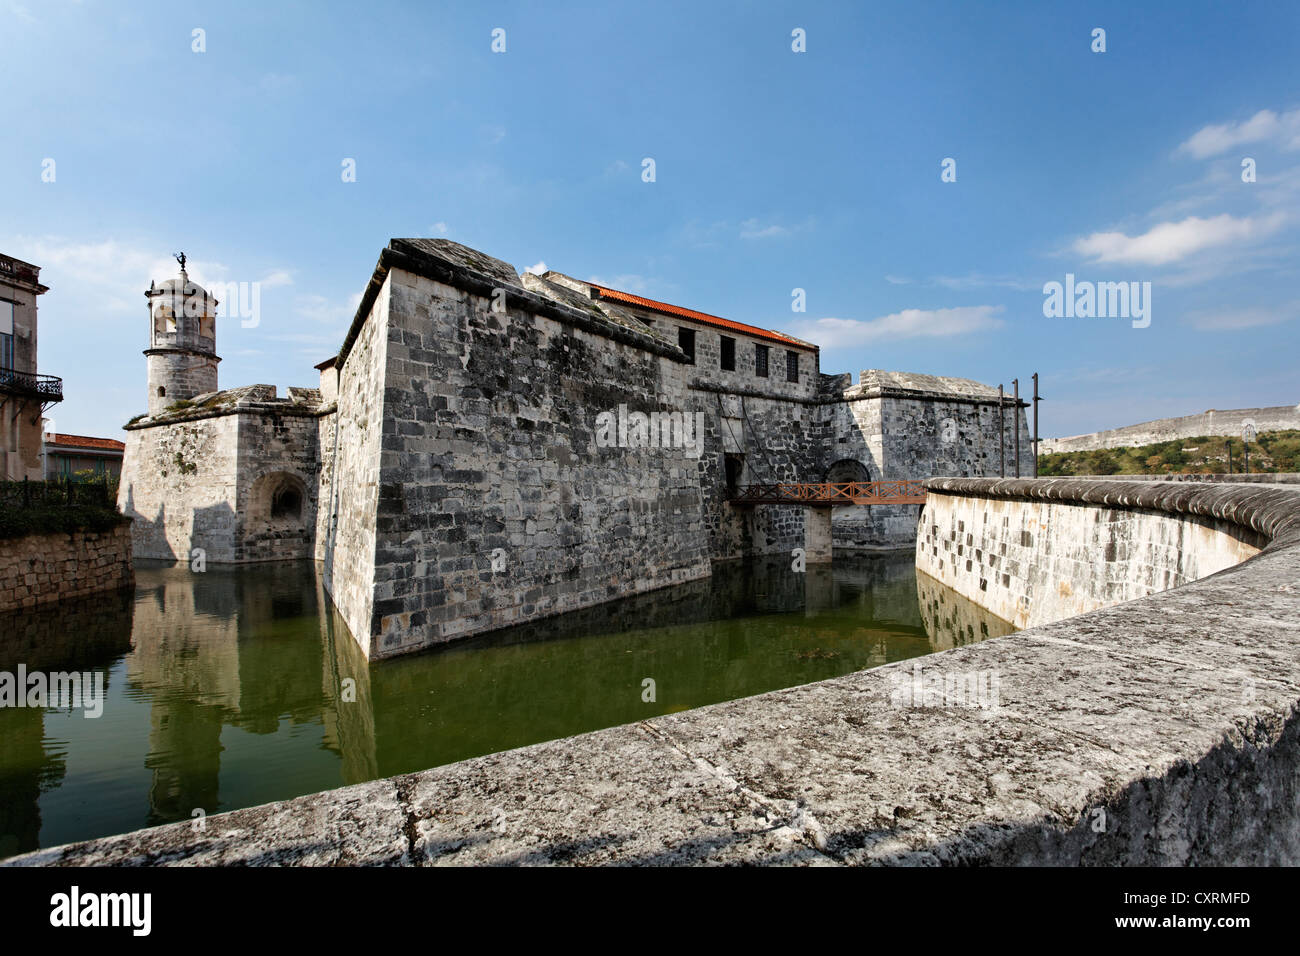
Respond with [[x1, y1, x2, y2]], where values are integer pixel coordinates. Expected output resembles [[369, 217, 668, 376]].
[[144, 253, 221, 417]]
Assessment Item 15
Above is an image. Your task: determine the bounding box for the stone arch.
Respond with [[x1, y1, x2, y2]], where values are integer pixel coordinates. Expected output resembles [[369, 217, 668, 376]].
[[825, 458, 871, 484], [247, 471, 309, 528]]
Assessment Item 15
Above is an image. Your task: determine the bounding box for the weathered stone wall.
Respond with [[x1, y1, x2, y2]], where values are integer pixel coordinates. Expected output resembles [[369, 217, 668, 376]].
[[233, 411, 321, 562], [696, 390, 824, 560], [145, 351, 219, 418], [0, 523, 133, 611], [1041, 403, 1300, 454], [916, 478, 1267, 629], [361, 264, 711, 658], [826, 384, 1033, 551], [119, 407, 325, 564], [118, 416, 241, 562], [318, 284, 388, 658]]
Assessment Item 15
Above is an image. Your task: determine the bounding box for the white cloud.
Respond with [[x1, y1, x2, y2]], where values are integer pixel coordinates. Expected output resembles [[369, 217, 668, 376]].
[[431, 222, 449, 235], [739, 219, 790, 240], [586, 273, 651, 294], [0, 236, 233, 313], [1072, 213, 1286, 266], [1188, 300, 1300, 331], [930, 273, 1038, 292], [790, 305, 1004, 348], [295, 291, 362, 325], [1178, 109, 1300, 159], [524, 261, 547, 275], [883, 275, 912, 285]]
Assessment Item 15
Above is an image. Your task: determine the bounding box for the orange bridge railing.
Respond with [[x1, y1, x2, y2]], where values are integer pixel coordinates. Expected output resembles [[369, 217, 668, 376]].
[[727, 480, 927, 507]]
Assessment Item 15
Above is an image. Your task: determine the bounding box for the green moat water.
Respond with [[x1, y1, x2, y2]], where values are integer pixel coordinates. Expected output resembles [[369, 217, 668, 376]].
[[0, 553, 1012, 859]]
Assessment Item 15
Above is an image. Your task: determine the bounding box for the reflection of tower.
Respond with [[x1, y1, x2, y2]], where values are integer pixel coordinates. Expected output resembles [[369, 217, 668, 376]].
[[143, 253, 221, 417]]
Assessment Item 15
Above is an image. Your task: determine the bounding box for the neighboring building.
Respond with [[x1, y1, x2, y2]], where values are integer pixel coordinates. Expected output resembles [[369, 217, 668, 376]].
[[43, 433, 126, 480], [0, 253, 62, 481], [118, 239, 1031, 660]]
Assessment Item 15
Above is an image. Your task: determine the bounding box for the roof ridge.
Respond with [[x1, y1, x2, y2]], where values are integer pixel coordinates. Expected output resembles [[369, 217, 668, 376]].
[[587, 282, 817, 351]]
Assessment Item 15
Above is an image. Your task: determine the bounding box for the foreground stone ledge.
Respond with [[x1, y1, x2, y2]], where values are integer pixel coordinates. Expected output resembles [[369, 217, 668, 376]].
[[9, 478, 1300, 866]]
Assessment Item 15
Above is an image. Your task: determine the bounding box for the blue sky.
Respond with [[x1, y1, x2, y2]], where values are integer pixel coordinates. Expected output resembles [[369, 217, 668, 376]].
[[3, 0, 1298, 440]]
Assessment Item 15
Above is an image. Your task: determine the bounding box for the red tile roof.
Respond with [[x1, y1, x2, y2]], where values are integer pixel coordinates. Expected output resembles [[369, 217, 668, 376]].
[[46, 433, 126, 452], [588, 283, 817, 351]]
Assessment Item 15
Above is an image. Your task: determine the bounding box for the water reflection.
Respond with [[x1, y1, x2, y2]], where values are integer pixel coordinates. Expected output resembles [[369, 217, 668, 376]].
[[0, 551, 1008, 857]]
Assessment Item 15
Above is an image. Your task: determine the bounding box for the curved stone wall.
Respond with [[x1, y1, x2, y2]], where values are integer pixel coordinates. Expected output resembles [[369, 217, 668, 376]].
[[9, 478, 1300, 866], [916, 478, 1271, 628]]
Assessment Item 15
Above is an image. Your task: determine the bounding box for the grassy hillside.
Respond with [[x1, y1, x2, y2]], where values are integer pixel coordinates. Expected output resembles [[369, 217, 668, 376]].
[[1038, 430, 1300, 477]]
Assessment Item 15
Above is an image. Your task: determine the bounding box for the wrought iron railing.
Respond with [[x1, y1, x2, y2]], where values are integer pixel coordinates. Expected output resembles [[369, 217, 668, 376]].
[[0, 476, 116, 509], [727, 479, 928, 506], [0, 368, 63, 400]]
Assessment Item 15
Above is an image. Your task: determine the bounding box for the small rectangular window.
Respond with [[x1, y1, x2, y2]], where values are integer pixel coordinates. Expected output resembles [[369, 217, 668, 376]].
[[0, 332, 12, 372], [755, 344, 769, 378], [720, 335, 735, 371], [786, 350, 799, 383], [678, 326, 695, 364]]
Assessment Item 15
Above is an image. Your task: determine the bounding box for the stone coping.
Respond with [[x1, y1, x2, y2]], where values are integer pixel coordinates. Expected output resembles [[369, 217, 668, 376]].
[[8, 478, 1300, 866], [924, 477, 1300, 543]]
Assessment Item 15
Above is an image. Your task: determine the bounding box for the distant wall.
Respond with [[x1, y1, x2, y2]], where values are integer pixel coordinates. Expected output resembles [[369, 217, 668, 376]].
[[1041, 404, 1300, 454], [0, 524, 133, 612], [917, 478, 1268, 629]]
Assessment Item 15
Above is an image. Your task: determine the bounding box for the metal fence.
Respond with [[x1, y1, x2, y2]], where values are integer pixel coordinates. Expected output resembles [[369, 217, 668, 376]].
[[0, 476, 117, 509]]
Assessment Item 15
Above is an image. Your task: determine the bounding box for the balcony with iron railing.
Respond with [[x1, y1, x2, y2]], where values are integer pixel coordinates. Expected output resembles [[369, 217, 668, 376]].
[[0, 368, 64, 402]]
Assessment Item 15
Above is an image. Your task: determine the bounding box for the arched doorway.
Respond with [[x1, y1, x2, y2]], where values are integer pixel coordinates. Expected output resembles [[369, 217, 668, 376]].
[[825, 458, 871, 484]]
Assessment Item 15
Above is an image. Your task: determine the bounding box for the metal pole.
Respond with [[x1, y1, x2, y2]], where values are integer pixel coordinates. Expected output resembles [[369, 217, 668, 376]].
[[998, 385, 1005, 478], [1012, 378, 1021, 478], [1032, 372, 1040, 477]]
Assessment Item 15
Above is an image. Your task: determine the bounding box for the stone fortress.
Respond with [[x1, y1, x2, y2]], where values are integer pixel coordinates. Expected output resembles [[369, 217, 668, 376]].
[[1040, 403, 1300, 455], [118, 239, 1032, 660]]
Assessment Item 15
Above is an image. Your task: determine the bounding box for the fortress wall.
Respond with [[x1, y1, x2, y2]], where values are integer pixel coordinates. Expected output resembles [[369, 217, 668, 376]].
[[118, 416, 242, 563], [696, 389, 826, 560], [1041, 403, 1300, 454], [313, 411, 338, 564], [363, 266, 712, 659], [232, 411, 323, 562], [916, 478, 1267, 629], [318, 282, 390, 658], [830, 394, 1034, 551]]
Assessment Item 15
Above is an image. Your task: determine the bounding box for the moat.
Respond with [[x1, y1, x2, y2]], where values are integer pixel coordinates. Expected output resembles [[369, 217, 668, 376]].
[[0, 553, 1012, 859]]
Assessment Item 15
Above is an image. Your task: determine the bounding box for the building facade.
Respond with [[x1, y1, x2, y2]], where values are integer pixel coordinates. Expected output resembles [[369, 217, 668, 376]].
[[43, 433, 126, 480], [118, 239, 1032, 660], [0, 254, 62, 481]]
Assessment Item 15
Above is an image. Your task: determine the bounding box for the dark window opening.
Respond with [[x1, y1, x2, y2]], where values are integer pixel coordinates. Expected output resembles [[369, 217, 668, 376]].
[[157, 386, 166, 397], [786, 350, 799, 383], [678, 327, 695, 364], [724, 453, 745, 491], [271, 486, 303, 520], [755, 344, 769, 378], [720, 335, 735, 371]]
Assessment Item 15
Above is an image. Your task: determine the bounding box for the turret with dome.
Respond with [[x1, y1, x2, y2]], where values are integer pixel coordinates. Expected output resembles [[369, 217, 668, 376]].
[[143, 253, 221, 416]]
